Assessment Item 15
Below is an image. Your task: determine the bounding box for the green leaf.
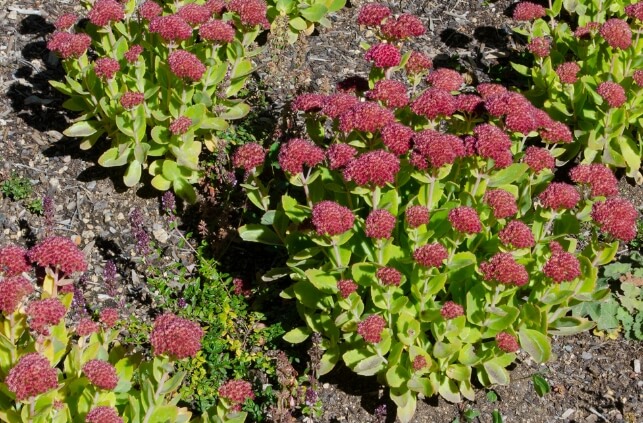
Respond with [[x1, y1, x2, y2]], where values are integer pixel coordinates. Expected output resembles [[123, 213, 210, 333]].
[[148, 405, 178, 423], [510, 62, 530, 77], [218, 102, 251, 120], [305, 268, 338, 293], [385, 364, 411, 388], [151, 174, 172, 191], [492, 410, 503, 423], [390, 388, 417, 423], [64, 120, 101, 137], [532, 374, 551, 397], [488, 164, 529, 187], [353, 355, 385, 376], [482, 360, 510, 385], [437, 377, 461, 403], [98, 147, 130, 167], [283, 327, 311, 344], [548, 316, 595, 335], [173, 178, 197, 204], [238, 224, 283, 245], [289, 17, 308, 31], [123, 160, 142, 187], [299, 4, 328, 22], [448, 252, 477, 271], [518, 327, 551, 363]]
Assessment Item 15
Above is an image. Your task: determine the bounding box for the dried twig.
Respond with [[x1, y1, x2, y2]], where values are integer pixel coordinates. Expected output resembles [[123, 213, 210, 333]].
[[7, 6, 45, 16]]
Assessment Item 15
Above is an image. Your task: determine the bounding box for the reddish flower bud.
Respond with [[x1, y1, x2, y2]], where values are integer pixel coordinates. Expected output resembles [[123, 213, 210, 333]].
[[634, 70, 643, 87], [597, 81, 627, 108], [409, 151, 428, 170], [54, 13, 77, 30], [484, 189, 518, 219], [205, 0, 226, 15], [94, 57, 120, 80], [120, 92, 144, 109], [365, 43, 401, 68], [367, 80, 409, 109], [504, 105, 541, 135], [86, 407, 123, 423], [88, 0, 124, 27], [413, 243, 448, 268], [76, 318, 100, 337], [0, 276, 33, 314], [312, 201, 355, 236], [228, 0, 270, 29], [0, 245, 31, 276], [99, 308, 119, 328], [411, 88, 457, 119], [405, 205, 430, 228], [381, 123, 413, 155], [456, 94, 484, 114], [477, 83, 507, 99], [380, 14, 425, 40], [327, 143, 357, 170], [625, 2, 643, 20], [337, 279, 358, 298], [539, 121, 573, 143], [496, 332, 520, 353], [574, 22, 600, 38], [570, 164, 618, 197], [448, 206, 482, 234], [293, 93, 327, 112], [5, 353, 58, 400], [178, 3, 211, 25], [28, 236, 87, 275], [365, 209, 396, 239], [600, 18, 632, 49], [199, 19, 236, 43], [357, 3, 391, 26], [219, 380, 255, 405], [473, 124, 512, 166], [83, 360, 119, 390], [543, 242, 581, 283], [440, 301, 464, 319], [233, 143, 265, 171], [168, 50, 206, 81], [499, 221, 535, 249], [538, 182, 580, 210], [169, 116, 192, 135], [405, 51, 432, 75], [357, 314, 386, 343], [139, 1, 162, 20], [480, 253, 529, 286], [343, 150, 400, 187], [484, 91, 530, 117], [47, 32, 92, 59], [278, 138, 325, 174], [523, 146, 554, 173], [321, 93, 360, 119], [527, 37, 551, 57], [150, 313, 204, 359], [591, 198, 638, 242], [376, 267, 402, 286], [233, 278, 251, 297], [556, 62, 581, 84], [339, 101, 395, 133], [124, 45, 143, 63], [412, 355, 427, 370], [27, 298, 66, 335], [513, 2, 546, 21], [427, 68, 464, 91], [413, 130, 465, 168]]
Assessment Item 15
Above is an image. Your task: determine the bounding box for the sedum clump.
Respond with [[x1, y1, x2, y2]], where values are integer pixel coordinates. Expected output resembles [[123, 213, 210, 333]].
[[237, 3, 639, 422]]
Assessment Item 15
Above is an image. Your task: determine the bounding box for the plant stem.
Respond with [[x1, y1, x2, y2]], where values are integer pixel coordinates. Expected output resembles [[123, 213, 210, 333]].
[[331, 239, 343, 271], [542, 211, 558, 239], [142, 370, 169, 423], [9, 314, 16, 362], [301, 170, 313, 208]]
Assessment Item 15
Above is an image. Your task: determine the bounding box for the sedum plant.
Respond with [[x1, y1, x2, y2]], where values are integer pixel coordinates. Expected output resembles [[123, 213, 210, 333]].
[[47, 0, 269, 202], [236, 3, 639, 421], [511, 0, 643, 182], [267, 0, 346, 44], [0, 239, 253, 423]]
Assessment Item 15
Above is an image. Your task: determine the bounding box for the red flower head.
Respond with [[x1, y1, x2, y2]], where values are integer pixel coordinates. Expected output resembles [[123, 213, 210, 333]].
[[99, 308, 119, 328], [539, 121, 573, 143], [357, 3, 391, 26], [376, 267, 402, 286], [327, 143, 357, 169], [441, 301, 464, 319], [28, 236, 87, 275], [169, 116, 192, 135], [47, 32, 92, 59], [543, 242, 581, 283], [600, 18, 632, 49], [427, 68, 464, 91], [484, 91, 530, 117], [124, 45, 143, 63], [168, 50, 206, 81], [556, 62, 581, 84], [484, 189, 518, 219], [523, 146, 554, 173], [449, 206, 482, 234], [343, 150, 400, 187], [504, 104, 542, 135], [456, 94, 484, 114], [293, 93, 327, 112], [357, 314, 386, 343], [0, 245, 31, 277], [381, 123, 413, 155], [337, 279, 358, 298], [569, 164, 618, 198], [339, 101, 395, 133], [405, 51, 432, 75], [365, 209, 396, 239], [499, 220, 535, 249], [27, 298, 66, 335], [233, 143, 265, 171], [278, 138, 325, 174], [574, 22, 600, 38], [411, 88, 457, 119], [597, 81, 627, 108], [88, 0, 124, 27], [381, 14, 425, 40], [139, 1, 162, 20], [365, 43, 402, 68], [76, 317, 100, 337], [312, 201, 355, 236], [591, 198, 638, 242], [0, 276, 33, 314], [205, 0, 226, 15], [94, 57, 120, 80], [54, 13, 77, 30], [367, 79, 409, 109], [219, 380, 255, 408], [199, 19, 236, 43], [228, 0, 270, 29], [496, 332, 520, 352], [120, 92, 144, 109], [463, 135, 477, 157], [83, 360, 119, 390], [527, 37, 551, 57], [513, 2, 546, 20], [86, 407, 123, 423], [321, 93, 360, 119], [538, 182, 580, 210], [477, 83, 507, 99], [413, 130, 465, 168], [150, 313, 204, 359], [5, 353, 58, 401], [409, 151, 428, 170], [413, 243, 448, 268], [480, 253, 529, 286], [634, 70, 643, 87], [177, 3, 211, 25], [625, 2, 643, 20], [405, 205, 430, 228], [412, 355, 427, 370]]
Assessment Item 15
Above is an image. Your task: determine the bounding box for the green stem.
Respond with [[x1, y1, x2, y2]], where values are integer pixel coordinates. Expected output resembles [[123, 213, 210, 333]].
[[142, 370, 169, 423], [331, 239, 343, 271], [9, 314, 16, 363], [300, 171, 313, 209]]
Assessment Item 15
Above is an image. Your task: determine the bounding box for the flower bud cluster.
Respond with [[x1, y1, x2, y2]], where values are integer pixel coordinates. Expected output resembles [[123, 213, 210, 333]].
[[357, 314, 386, 343], [480, 253, 529, 286], [413, 243, 448, 268], [312, 201, 355, 236], [343, 150, 400, 187], [376, 267, 402, 286], [365, 209, 396, 239], [233, 143, 265, 171], [278, 138, 325, 174], [83, 359, 119, 390], [0, 245, 31, 276], [591, 198, 638, 242], [569, 164, 618, 198], [5, 353, 58, 400]]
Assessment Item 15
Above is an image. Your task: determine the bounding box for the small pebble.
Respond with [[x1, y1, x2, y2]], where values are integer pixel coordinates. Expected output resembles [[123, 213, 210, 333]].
[[634, 359, 640, 374], [581, 351, 592, 360], [86, 181, 96, 190], [564, 345, 573, 352], [561, 408, 575, 419]]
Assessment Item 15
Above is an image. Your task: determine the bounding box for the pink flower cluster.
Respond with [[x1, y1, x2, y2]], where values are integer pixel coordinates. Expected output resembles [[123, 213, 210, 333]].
[[83, 359, 119, 390], [339, 102, 394, 133], [5, 353, 58, 400], [440, 301, 464, 319], [569, 164, 618, 197], [405, 51, 432, 75], [27, 236, 87, 275], [139, 1, 162, 20], [539, 121, 573, 143], [556, 62, 581, 84], [380, 14, 425, 40], [527, 37, 551, 58], [278, 138, 325, 174], [124, 45, 143, 63], [0, 276, 33, 314], [150, 313, 204, 359], [54, 13, 77, 30], [327, 143, 357, 169], [94, 57, 120, 80], [228, 0, 270, 29], [523, 146, 554, 173], [47, 32, 92, 59], [311, 201, 355, 236], [484, 189, 518, 219], [543, 242, 581, 283], [597, 81, 626, 108], [357, 3, 390, 26], [574, 22, 600, 38], [200, 19, 236, 43], [427, 68, 463, 91], [218, 379, 255, 410], [376, 267, 402, 286], [88, 0, 124, 27], [381, 123, 413, 155], [365, 43, 401, 68], [625, 2, 643, 20], [120, 92, 144, 109], [405, 205, 430, 228], [411, 88, 457, 120], [496, 332, 520, 353], [76, 317, 100, 336], [205, 0, 226, 15], [472, 123, 512, 168], [538, 183, 580, 210], [85, 407, 123, 423], [367, 80, 409, 109], [365, 209, 396, 239], [100, 308, 119, 328], [413, 130, 465, 168], [27, 298, 66, 335], [168, 50, 206, 81], [0, 245, 30, 276], [177, 3, 211, 25], [293, 93, 326, 112], [337, 279, 358, 298], [322, 93, 360, 118], [233, 143, 265, 171], [413, 243, 448, 268], [456, 94, 484, 114], [477, 83, 507, 99], [634, 70, 643, 87], [599, 18, 632, 49], [169, 116, 192, 135], [357, 314, 386, 344], [591, 198, 638, 242], [343, 150, 400, 187], [513, 2, 546, 21], [480, 253, 529, 286], [499, 221, 535, 249], [448, 207, 482, 234], [412, 355, 427, 370]]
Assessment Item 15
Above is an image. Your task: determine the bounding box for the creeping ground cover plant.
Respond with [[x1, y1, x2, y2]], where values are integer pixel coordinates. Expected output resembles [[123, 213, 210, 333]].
[[236, 3, 640, 422]]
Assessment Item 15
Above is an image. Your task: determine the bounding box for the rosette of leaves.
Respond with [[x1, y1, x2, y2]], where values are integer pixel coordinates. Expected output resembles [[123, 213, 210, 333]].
[[511, 0, 643, 182], [267, 0, 346, 44], [236, 14, 633, 423], [50, 0, 262, 202]]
